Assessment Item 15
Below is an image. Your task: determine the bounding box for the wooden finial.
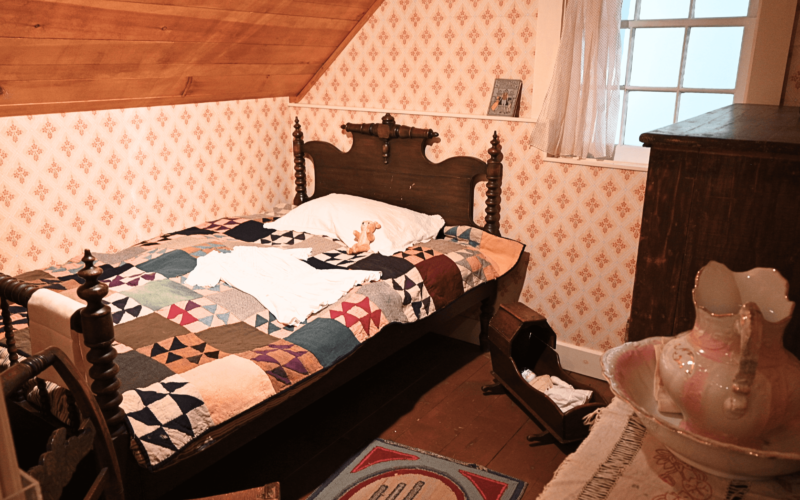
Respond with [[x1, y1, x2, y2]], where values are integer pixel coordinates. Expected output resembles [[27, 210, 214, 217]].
[[77, 249, 125, 437], [292, 117, 307, 206], [381, 113, 396, 126], [484, 131, 503, 236]]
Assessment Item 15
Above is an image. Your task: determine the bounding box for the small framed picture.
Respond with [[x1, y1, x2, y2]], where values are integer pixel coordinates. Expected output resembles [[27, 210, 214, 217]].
[[487, 79, 523, 117]]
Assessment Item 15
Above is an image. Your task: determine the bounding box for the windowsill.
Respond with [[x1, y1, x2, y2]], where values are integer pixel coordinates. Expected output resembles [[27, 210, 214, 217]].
[[545, 156, 649, 172]]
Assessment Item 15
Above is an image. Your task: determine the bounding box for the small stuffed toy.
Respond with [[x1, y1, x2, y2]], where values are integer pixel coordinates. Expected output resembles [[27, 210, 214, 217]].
[[348, 221, 382, 255]]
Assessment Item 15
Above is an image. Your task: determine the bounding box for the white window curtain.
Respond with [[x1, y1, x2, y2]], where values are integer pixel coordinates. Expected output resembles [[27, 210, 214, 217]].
[[530, 0, 623, 160]]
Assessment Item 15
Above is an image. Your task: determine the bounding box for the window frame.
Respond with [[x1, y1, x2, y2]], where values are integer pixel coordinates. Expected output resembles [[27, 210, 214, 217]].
[[616, 0, 759, 147]]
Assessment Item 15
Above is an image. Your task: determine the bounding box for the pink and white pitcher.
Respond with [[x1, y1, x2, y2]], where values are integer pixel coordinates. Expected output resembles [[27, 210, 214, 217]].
[[657, 261, 800, 449]]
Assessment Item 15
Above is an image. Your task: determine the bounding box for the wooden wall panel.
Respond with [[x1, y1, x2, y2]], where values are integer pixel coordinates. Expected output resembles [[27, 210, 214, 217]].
[[0, 0, 382, 117]]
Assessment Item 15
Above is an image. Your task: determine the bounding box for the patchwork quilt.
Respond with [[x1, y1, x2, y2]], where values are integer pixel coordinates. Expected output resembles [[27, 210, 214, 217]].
[[2, 208, 523, 469]]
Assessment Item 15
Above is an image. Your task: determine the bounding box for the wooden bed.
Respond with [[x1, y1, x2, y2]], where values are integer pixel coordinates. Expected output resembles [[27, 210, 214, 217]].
[[0, 113, 506, 499]]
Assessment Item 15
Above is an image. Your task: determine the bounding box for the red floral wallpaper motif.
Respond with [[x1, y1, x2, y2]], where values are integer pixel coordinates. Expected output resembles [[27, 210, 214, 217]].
[[297, 0, 647, 351], [0, 99, 294, 276]]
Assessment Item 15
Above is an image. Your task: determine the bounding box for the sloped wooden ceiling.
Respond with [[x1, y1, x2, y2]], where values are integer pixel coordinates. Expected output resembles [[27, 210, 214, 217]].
[[0, 0, 383, 117]]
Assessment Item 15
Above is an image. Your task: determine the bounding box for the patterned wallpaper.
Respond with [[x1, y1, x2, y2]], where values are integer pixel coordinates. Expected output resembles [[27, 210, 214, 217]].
[[297, 0, 646, 351], [0, 98, 294, 276], [782, 3, 800, 107]]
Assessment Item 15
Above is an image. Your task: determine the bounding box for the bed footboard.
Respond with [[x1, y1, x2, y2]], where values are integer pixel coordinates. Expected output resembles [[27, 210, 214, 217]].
[[0, 250, 126, 439]]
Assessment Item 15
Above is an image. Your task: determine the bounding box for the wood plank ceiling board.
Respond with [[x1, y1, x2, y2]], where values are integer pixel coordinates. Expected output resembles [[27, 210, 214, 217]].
[[0, 0, 383, 117]]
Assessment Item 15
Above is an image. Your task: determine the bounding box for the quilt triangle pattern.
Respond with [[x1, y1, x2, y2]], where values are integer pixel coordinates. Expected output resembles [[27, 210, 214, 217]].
[[104, 292, 154, 325], [259, 230, 307, 246], [238, 339, 323, 392], [245, 310, 300, 339], [444, 225, 482, 248], [314, 249, 372, 268], [157, 297, 234, 333], [103, 269, 166, 292], [195, 217, 249, 233], [137, 333, 228, 373], [392, 246, 443, 265], [120, 376, 212, 467], [390, 268, 435, 321], [326, 295, 388, 342]]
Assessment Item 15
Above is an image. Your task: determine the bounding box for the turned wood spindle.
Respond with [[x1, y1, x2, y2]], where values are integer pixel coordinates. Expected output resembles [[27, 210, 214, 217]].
[[77, 250, 125, 438], [1, 298, 19, 368], [484, 131, 503, 236], [292, 117, 308, 206]]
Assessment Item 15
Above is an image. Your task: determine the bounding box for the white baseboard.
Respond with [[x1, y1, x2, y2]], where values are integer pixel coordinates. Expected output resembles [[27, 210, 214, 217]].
[[555, 342, 604, 380]]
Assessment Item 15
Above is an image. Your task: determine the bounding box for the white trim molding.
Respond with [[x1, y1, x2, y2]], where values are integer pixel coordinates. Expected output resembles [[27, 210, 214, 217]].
[[286, 103, 537, 124]]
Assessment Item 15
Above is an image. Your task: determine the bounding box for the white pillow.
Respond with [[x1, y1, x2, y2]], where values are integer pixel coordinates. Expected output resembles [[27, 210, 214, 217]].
[[263, 194, 445, 256]]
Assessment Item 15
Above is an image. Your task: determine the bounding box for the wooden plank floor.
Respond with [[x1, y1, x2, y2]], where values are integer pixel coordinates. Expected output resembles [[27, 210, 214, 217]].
[[169, 333, 612, 500]]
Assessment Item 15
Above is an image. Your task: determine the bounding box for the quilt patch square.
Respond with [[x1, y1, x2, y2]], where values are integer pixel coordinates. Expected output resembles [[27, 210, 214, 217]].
[[196, 322, 278, 353], [104, 293, 154, 325], [157, 297, 234, 333], [120, 376, 212, 467], [390, 268, 435, 321], [127, 248, 170, 266], [348, 254, 414, 280], [137, 333, 228, 374], [113, 314, 191, 350], [314, 249, 372, 268], [415, 255, 465, 310], [393, 246, 443, 265], [207, 289, 266, 321], [223, 220, 275, 242], [21, 276, 69, 292], [288, 236, 346, 256], [443, 225, 483, 248], [43, 260, 85, 279], [196, 217, 250, 233], [136, 250, 197, 278], [285, 318, 360, 368], [321, 294, 388, 342], [103, 267, 167, 292], [121, 279, 203, 312], [238, 340, 323, 392], [94, 246, 147, 265], [244, 311, 299, 339], [260, 230, 306, 246], [116, 350, 177, 393]]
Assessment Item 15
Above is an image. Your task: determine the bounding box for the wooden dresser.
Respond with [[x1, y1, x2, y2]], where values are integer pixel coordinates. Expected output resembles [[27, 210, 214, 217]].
[[629, 104, 800, 358]]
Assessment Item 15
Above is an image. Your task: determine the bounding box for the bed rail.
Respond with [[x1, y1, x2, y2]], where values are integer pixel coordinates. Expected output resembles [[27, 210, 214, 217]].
[[0, 250, 126, 438]]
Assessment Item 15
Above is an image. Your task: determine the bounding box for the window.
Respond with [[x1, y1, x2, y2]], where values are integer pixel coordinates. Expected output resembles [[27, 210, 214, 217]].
[[617, 0, 757, 147]]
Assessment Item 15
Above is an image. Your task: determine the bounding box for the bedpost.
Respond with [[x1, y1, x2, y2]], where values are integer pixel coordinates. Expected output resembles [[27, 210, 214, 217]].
[[0, 275, 40, 368], [484, 131, 503, 236], [77, 250, 125, 438], [293, 117, 308, 206]]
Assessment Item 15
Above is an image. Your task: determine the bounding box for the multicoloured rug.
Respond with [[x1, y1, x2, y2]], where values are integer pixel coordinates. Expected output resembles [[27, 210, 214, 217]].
[[308, 439, 526, 500]]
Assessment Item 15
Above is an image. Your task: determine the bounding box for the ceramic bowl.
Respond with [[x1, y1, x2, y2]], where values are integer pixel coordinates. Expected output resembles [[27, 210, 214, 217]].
[[601, 337, 800, 480]]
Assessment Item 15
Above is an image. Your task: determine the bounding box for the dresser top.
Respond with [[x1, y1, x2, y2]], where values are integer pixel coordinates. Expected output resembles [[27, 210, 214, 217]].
[[640, 104, 800, 156]]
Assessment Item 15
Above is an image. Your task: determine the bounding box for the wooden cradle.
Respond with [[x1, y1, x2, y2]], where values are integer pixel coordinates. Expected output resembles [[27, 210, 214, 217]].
[[0, 113, 506, 499]]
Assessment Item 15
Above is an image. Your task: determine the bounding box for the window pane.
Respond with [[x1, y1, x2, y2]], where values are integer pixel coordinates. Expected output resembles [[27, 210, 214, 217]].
[[683, 27, 744, 89], [639, 0, 690, 19], [695, 0, 749, 18], [620, 29, 630, 84], [621, 0, 635, 20], [629, 28, 684, 87], [678, 93, 734, 122], [624, 91, 676, 146]]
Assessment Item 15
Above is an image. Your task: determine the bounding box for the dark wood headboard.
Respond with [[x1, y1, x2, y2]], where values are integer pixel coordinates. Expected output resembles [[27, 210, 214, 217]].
[[291, 114, 503, 236]]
